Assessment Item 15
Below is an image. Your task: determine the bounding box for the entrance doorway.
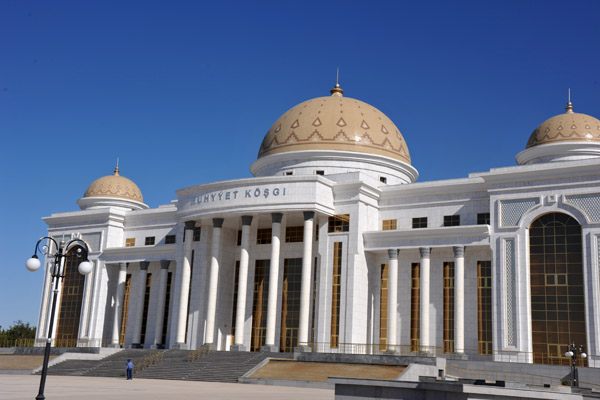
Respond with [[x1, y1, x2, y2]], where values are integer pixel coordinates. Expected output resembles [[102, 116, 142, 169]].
[[529, 213, 586, 365]]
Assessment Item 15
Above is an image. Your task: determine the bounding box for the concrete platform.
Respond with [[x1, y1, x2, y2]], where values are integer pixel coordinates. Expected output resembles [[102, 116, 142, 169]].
[[0, 375, 334, 400]]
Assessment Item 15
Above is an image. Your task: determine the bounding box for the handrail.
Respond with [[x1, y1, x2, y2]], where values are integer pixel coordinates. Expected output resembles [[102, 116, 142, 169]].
[[0, 338, 35, 348], [133, 351, 164, 374], [446, 364, 600, 390], [187, 344, 210, 362], [302, 342, 596, 367]]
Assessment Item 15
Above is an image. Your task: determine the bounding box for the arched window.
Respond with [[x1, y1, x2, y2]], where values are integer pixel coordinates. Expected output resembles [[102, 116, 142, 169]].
[[529, 213, 586, 365], [55, 246, 87, 347]]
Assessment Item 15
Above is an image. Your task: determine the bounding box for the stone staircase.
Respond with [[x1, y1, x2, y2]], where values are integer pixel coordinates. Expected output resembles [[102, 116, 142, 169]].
[[44, 349, 293, 382], [45, 349, 159, 378], [137, 350, 292, 382]]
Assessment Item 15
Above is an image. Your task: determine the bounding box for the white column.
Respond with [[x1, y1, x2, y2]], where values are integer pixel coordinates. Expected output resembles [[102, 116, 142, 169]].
[[264, 213, 283, 351], [77, 259, 95, 342], [111, 262, 128, 346], [232, 215, 253, 350], [387, 249, 399, 350], [205, 218, 224, 346], [419, 247, 431, 352], [298, 211, 315, 347], [454, 246, 465, 354], [175, 221, 195, 347], [36, 239, 57, 344], [132, 261, 149, 347], [153, 260, 171, 348]]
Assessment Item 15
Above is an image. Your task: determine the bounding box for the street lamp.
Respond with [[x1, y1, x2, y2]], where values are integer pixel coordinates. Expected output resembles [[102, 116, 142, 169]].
[[565, 342, 587, 388], [26, 237, 92, 400]]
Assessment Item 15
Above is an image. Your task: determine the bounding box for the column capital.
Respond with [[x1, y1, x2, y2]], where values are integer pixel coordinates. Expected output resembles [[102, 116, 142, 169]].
[[419, 247, 431, 258], [453, 246, 465, 258], [213, 218, 224, 228], [387, 249, 399, 260], [119, 262, 129, 271], [160, 260, 171, 269], [303, 211, 315, 221], [271, 213, 283, 224], [184, 220, 196, 230], [139, 261, 150, 271], [241, 215, 253, 226]]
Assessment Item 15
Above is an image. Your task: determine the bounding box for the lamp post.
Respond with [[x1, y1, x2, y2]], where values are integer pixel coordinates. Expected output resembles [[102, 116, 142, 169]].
[[565, 342, 587, 388], [26, 237, 93, 400]]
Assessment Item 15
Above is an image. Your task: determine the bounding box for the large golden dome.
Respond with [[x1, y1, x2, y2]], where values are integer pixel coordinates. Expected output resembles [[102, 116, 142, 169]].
[[257, 84, 411, 164], [526, 102, 600, 148], [84, 167, 143, 202]]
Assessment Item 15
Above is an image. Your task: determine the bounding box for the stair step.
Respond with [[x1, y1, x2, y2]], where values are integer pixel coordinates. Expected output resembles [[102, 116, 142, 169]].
[[44, 348, 293, 382]]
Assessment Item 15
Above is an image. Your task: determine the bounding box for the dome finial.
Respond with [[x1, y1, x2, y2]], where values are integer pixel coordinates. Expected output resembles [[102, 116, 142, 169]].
[[330, 67, 344, 97], [565, 88, 574, 113], [114, 157, 120, 176]]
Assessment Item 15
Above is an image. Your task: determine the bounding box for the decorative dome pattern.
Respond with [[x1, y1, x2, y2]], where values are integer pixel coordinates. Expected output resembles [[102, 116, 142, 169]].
[[84, 167, 143, 202], [526, 106, 600, 148], [258, 86, 411, 164]]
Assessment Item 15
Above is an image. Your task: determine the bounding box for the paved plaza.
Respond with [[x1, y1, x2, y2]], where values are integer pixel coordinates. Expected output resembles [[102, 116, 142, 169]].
[[0, 375, 334, 400]]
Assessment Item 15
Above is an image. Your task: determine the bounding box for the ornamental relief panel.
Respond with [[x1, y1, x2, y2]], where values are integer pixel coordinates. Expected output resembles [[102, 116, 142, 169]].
[[564, 193, 600, 223]]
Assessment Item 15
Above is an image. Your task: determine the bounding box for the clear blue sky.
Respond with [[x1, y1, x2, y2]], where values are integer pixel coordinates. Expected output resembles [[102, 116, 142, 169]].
[[1, 0, 599, 329]]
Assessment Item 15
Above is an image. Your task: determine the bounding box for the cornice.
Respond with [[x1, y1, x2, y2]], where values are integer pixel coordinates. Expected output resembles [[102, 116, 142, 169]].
[[43, 207, 127, 227], [101, 243, 177, 262], [363, 225, 490, 251], [380, 176, 486, 199]]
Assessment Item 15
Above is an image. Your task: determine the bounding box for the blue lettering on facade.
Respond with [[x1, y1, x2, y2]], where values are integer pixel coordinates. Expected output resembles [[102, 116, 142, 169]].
[[190, 186, 287, 207]]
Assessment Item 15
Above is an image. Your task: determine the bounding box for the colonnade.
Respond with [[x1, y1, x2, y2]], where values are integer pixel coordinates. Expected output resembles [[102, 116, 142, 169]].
[[110, 259, 173, 348], [174, 212, 316, 351], [386, 246, 465, 354]]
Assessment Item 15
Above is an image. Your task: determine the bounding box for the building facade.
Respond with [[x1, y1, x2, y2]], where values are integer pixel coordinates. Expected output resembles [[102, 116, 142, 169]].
[[35, 83, 600, 367]]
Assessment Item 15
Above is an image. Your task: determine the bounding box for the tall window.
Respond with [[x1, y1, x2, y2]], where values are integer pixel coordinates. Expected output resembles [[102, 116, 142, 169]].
[[55, 247, 87, 347], [410, 263, 420, 352], [382, 219, 397, 231], [280, 258, 302, 352], [256, 228, 272, 244], [443, 215, 460, 227], [328, 214, 350, 233], [412, 217, 427, 229], [477, 261, 492, 355], [165, 235, 176, 244], [119, 274, 132, 345], [251, 260, 270, 351], [230, 261, 240, 345], [330, 242, 342, 348], [140, 274, 152, 344], [285, 226, 304, 243], [184, 250, 194, 342], [161, 272, 172, 345], [311, 257, 319, 344], [530, 213, 586, 366], [443, 262, 455, 353], [477, 213, 490, 225], [193, 227, 201, 242], [379, 264, 388, 351]]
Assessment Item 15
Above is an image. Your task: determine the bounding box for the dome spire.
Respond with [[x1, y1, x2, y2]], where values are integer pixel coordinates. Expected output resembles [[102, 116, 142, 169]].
[[565, 88, 574, 113], [114, 157, 120, 176], [330, 67, 344, 97]]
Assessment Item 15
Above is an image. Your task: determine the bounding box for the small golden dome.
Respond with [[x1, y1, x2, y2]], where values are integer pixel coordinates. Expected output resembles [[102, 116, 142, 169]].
[[257, 85, 411, 164], [526, 102, 600, 148], [84, 166, 143, 202]]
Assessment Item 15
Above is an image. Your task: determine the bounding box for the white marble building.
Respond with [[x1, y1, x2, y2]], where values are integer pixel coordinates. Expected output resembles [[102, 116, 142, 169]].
[[35, 83, 600, 367]]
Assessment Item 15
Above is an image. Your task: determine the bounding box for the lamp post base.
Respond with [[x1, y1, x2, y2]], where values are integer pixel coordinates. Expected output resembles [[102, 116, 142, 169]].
[[36, 340, 52, 400]]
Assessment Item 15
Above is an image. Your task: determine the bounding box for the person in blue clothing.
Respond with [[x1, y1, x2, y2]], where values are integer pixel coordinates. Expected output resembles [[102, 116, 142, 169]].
[[126, 359, 134, 380]]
